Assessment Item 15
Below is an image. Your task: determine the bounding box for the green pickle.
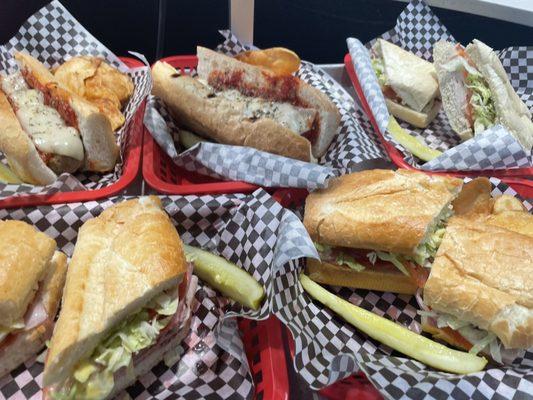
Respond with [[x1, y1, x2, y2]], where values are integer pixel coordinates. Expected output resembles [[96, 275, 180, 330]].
[[184, 245, 265, 310], [179, 129, 205, 149], [300, 274, 487, 374], [387, 116, 442, 162]]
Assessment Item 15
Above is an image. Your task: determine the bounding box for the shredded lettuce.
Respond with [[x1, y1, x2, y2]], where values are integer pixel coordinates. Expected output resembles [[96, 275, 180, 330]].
[[466, 74, 496, 133], [368, 251, 410, 276], [371, 57, 388, 87], [433, 311, 502, 362], [54, 290, 178, 400], [335, 253, 366, 272], [412, 206, 453, 267]]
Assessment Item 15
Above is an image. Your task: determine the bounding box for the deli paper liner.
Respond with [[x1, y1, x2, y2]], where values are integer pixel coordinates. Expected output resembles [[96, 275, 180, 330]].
[[144, 31, 387, 190], [0, 0, 151, 199], [0, 189, 300, 399], [271, 178, 533, 399], [347, 0, 532, 171]]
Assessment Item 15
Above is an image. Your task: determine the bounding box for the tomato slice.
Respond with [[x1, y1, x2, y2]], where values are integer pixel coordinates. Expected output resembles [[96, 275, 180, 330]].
[[441, 326, 473, 351], [404, 261, 429, 288]]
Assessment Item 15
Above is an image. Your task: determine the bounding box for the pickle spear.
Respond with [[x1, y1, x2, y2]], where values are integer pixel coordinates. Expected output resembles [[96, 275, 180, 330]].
[[387, 116, 442, 162], [184, 245, 265, 310], [299, 274, 487, 374], [0, 163, 21, 184], [179, 129, 206, 149]]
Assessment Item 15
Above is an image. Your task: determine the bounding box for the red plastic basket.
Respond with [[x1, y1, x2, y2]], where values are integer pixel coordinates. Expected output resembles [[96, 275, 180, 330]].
[[273, 175, 531, 400], [142, 55, 259, 195], [240, 316, 289, 400], [0, 56, 145, 209], [343, 53, 533, 184]]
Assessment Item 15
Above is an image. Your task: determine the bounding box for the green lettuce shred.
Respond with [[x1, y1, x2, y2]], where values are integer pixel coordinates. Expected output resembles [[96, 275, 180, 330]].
[[54, 290, 178, 400], [370, 251, 410, 276], [335, 253, 366, 272], [371, 57, 388, 87], [412, 206, 453, 267], [466, 74, 497, 133]]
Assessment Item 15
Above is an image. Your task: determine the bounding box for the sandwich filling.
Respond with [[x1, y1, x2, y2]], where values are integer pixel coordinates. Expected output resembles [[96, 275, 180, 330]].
[[194, 78, 320, 145], [1, 72, 85, 163], [417, 298, 516, 364], [50, 275, 194, 400], [314, 204, 453, 288], [442, 44, 497, 134]]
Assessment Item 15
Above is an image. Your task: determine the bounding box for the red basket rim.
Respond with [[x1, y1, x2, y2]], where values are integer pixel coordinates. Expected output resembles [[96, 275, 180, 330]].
[[142, 54, 259, 195], [343, 52, 533, 183], [0, 56, 145, 209]]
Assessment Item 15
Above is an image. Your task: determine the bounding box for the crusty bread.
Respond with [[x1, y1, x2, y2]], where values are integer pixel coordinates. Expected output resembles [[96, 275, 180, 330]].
[[373, 39, 439, 113], [44, 196, 187, 387], [0, 88, 57, 184], [466, 39, 533, 150], [451, 177, 493, 217], [152, 61, 313, 161], [304, 169, 462, 256], [196, 46, 340, 158], [0, 220, 57, 327], [484, 211, 533, 238], [306, 258, 417, 294], [424, 216, 533, 349], [433, 41, 473, 141], [0, 251, 67, 378], [14, 52, 119, 172], [385, 98, 441, 128]]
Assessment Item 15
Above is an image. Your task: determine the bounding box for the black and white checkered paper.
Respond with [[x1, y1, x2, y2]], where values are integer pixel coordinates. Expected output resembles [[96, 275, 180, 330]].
[[0, 0, 151, 199], [144, 31, 387, 190], [272, 178, 533, 399], [0, 188, 298, 399], [347, 0, 532, 172]]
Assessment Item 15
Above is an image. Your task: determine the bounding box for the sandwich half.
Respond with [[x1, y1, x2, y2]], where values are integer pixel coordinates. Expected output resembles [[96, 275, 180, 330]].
[[0, 220, 67, 378], [434, 39, 533, 149], [370, 39, 441, 128], [303, 169, 463, 294], [152, 46, 340, 162], [421, 213, 533, 362], [43, 197, 196, 400]]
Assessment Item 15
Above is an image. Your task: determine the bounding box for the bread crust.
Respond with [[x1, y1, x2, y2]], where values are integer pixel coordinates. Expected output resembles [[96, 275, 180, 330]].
[[306, 258, 417, 294], [0, 220, 57, 327], [303, 169, 462, 256], [466, 40, 533, 150], [424, 216, 533, 348], [433, 41, 473, 141], [0, 250, 67, 378], [385, 98, 441, 128], [196, 46, 340, 158], [374, 39, 439, 113], [15, 52, 118, 172], [0, 88, 57, 184], [44, 196, 187, 387], [152, 61, 313, 161]]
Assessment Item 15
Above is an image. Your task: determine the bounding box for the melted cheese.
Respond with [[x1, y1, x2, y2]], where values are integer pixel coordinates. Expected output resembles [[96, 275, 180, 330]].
[[1, 72, 84, 161], [196, 79, 315, 134]]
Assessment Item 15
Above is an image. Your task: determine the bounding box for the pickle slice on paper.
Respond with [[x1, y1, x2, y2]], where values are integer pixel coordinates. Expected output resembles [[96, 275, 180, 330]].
[[387, 116, 442, 162], [300, 274, 487, 374], [184, 245, 265, 310], [179, 129, 205, 149], [0, 163, 21, 184]]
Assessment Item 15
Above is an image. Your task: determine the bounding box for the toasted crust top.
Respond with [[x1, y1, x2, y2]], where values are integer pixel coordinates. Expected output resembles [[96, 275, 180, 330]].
[[424, 215, 533, 348], [44, 196, 186, 386], [303, 169, 462, 255], [0, 220, 56, 327]]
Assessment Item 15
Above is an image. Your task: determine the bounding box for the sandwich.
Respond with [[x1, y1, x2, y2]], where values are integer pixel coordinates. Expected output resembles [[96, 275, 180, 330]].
[[303, 169, 463, 294], [434, 39, 533, 149], [151, 46, 340, 162], [420, 212, 533, 362], [0, 52, 119, 185], [54, 56, 134, 131], [370, 39, 441, 128], [43, 196, 196, 400], [0, 220, 67, 378]]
